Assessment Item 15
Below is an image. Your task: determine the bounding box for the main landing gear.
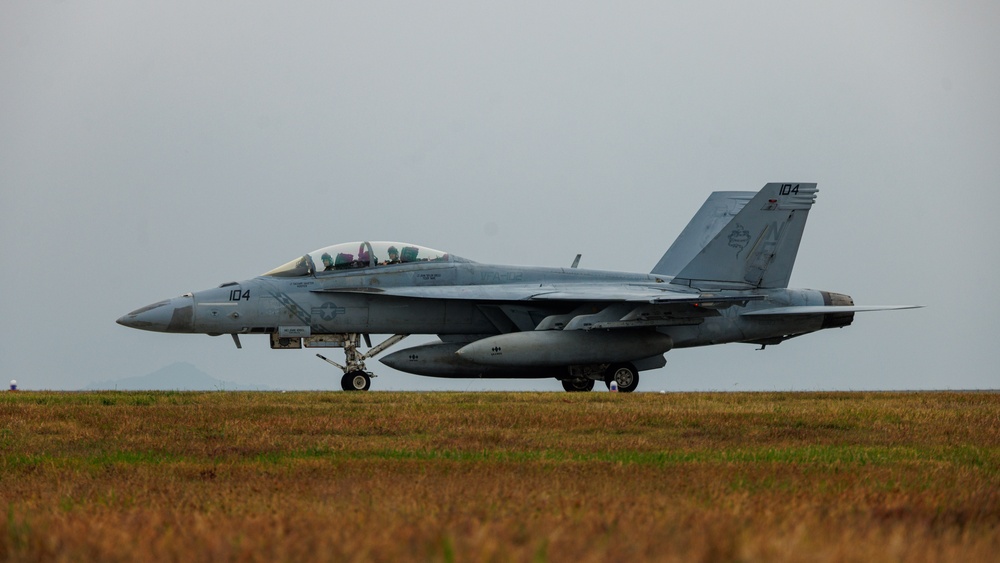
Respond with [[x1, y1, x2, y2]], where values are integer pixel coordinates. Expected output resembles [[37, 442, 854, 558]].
[[561, 378, 596, 392], [315, 333, 408, 391], [560, 362, 640, 393], [604, 363, 639, 393]]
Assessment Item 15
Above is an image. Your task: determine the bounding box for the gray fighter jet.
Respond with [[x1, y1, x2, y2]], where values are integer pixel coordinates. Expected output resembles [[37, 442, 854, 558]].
[[118, 183, 918, 392]]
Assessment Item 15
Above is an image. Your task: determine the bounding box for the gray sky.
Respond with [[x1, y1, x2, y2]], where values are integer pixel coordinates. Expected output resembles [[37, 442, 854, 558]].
[[2, 2, 997, 391]]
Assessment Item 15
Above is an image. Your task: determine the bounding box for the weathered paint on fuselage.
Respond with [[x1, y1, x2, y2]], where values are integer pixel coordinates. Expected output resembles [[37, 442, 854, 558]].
[[183, 263, 638, 336], [166, 261, 836, 350]]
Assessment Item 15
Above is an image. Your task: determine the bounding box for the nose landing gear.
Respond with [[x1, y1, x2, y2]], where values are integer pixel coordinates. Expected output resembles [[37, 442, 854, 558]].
[[315, 333, 409, 391], [340, 370, 371, 391]]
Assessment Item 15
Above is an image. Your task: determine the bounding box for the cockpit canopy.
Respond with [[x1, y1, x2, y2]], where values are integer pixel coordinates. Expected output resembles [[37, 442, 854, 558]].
[[263, 241, 468, 277]]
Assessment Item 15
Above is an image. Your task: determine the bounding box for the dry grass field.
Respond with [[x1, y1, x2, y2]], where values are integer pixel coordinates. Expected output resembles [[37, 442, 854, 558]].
[[1, 391, 998, 562]]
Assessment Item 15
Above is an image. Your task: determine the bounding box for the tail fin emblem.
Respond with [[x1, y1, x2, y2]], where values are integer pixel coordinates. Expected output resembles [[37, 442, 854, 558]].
[[727, 223, 751, 257]]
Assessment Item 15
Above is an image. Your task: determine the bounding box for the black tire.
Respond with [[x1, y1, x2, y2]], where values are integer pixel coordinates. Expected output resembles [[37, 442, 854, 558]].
[[342, 371, 371, 391], [561, 378, 595, 392], [605, 363, 639, 393]]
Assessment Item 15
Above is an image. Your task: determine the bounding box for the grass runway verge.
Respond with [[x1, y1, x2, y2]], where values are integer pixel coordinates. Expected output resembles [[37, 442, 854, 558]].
[[2, 391, 998, 561]]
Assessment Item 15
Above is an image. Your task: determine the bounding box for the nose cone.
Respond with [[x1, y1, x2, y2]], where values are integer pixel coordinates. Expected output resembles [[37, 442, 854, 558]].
[[117, 296, 194, 332]]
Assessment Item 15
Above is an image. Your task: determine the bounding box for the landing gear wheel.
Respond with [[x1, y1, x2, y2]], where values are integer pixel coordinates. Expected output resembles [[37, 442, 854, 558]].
[[341, 371, 371, 391], [605, 363, 639, 393], [317, 334, 410, 392], [561, 379, 595, 392]]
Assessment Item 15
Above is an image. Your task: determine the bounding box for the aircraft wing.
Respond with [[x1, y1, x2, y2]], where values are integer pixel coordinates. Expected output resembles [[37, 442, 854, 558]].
[[313, 283, 762, 306], [314, 283, 762, 332], [741, 305, 922, 316]]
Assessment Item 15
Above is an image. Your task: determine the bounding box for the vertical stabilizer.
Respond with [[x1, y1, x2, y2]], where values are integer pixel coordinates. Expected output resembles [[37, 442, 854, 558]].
[[651, 191, 754, 276], [670, 183, 818, 290]]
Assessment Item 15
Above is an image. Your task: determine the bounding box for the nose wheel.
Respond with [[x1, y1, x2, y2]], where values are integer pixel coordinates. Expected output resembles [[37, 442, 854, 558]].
[[316, 333, 408, 391], [341, 371, 371, 391]]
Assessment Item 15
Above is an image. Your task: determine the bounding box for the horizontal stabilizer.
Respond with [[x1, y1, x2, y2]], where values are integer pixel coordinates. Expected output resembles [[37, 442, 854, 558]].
[[742, 305, 922, 316]]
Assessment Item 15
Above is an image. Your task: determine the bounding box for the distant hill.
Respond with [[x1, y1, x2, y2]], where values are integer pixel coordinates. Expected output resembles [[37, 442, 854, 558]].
[[84, 362, 272, 391]]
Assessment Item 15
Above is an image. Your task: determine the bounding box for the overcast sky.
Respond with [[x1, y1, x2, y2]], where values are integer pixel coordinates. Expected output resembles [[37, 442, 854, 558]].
[[2, 2, 997, 391]]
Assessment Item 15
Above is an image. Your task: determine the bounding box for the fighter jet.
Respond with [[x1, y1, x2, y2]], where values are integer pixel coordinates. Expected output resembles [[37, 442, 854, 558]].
[[117, 183, 918, 392]]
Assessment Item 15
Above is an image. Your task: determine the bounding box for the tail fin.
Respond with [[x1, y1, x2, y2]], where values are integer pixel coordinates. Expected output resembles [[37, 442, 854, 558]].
[[651, 191, 754, 277], [670, 183, 818, 290]]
